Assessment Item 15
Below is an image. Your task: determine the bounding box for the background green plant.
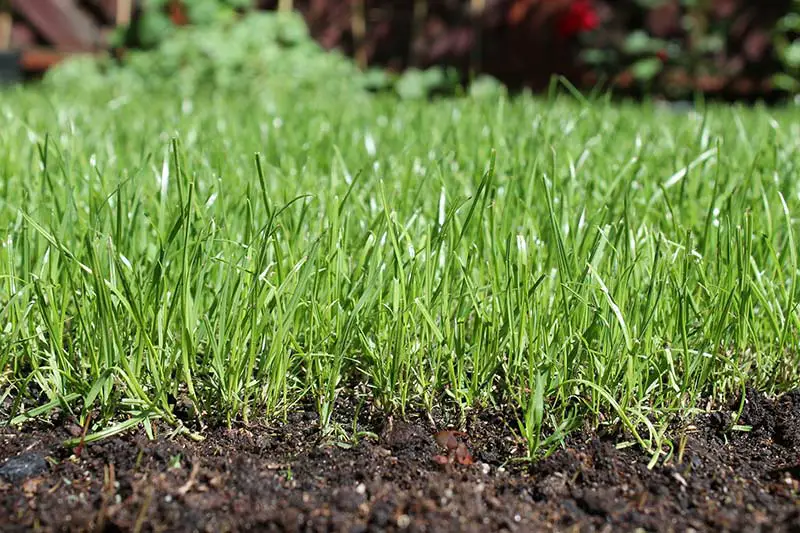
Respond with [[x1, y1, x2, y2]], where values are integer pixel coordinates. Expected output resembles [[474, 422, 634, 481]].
[[774, 0, 800, 92], [116, 0, 255, 48], [54, 11, 363, 96]]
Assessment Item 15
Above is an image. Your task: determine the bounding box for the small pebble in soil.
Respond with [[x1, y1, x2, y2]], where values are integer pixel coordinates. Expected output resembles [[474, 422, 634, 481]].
[[0, 453, 48, 483]]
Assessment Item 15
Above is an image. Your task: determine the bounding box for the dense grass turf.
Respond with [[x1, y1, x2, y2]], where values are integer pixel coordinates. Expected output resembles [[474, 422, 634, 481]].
[[1, 73, 799, 460]]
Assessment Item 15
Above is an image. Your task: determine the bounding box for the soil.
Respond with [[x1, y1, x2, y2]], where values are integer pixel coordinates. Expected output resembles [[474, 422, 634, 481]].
[[2, 389, 799, 533]]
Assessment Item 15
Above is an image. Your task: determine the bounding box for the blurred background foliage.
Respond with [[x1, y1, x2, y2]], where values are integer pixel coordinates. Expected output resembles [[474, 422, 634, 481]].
[[47, 0, 800, 100]]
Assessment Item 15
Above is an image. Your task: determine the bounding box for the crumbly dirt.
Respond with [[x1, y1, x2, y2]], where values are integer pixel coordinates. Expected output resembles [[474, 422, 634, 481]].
[[2, 389, 799, 532]]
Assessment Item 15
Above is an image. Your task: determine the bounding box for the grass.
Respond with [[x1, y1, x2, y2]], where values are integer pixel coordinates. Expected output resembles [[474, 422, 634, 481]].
[[1, 75, 798, 462]]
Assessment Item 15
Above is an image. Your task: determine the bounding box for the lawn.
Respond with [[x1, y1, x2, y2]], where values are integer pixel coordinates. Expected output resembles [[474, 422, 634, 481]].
[[3, 65, 799, 457]]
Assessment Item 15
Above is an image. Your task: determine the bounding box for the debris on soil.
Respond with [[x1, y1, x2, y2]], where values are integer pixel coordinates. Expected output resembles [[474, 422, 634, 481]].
[[0, 389, 799, 532], [433, 430, 474, 466], [434, 429, 467, 451], [0, 452, 48, 483]]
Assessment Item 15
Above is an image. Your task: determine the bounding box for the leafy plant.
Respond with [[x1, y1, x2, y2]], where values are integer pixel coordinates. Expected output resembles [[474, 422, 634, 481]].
[[773, 0, 800, 93], [48, 11, 365, 97], [113, 0, 255, 49]]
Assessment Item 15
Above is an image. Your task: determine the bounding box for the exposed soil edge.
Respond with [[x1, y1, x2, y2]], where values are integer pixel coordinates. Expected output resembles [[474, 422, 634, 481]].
[[2, 389, 799, 532]]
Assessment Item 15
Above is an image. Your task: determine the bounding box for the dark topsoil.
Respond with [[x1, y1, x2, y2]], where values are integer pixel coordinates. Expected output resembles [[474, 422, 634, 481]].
[[2, 389, 799, 533]]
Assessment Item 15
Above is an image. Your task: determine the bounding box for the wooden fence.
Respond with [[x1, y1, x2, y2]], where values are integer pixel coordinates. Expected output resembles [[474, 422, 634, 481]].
[[0, 0, 131, 75]]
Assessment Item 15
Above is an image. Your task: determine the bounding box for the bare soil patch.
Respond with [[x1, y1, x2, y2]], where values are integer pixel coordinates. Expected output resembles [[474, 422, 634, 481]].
[[2, 390, 799, 532]]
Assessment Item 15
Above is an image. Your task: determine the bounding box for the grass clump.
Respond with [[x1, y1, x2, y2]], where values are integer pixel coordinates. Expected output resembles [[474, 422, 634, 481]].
[[1, 13, 799, 460]]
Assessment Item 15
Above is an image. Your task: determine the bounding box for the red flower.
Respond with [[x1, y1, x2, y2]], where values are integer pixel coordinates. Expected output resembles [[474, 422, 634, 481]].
[[557, 0, 599, 39]]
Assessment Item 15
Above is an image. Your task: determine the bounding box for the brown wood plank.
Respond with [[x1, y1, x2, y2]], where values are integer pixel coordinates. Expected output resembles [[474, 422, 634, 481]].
[[11, 0, 102, 50], [11, 22, 37, 48], [20, 48, 69, 71], [0, 12, 11, 49], [20, 47, 101, 72]]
